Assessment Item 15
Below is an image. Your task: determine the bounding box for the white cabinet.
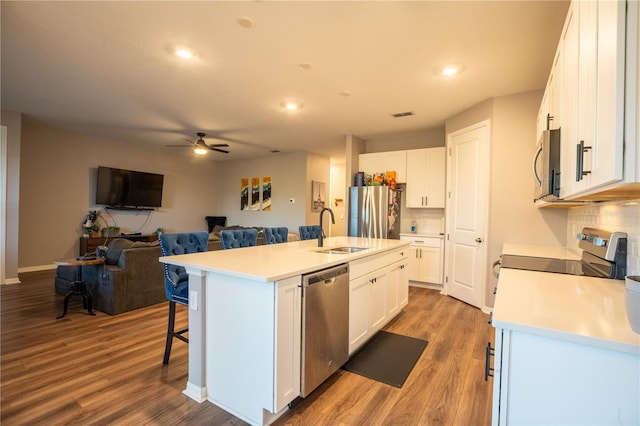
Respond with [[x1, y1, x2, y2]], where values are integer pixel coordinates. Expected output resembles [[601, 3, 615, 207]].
[[348, 246, 409, 355], [401, 235, 443, 284], [556, 0, 636, 200], [406, 147, 446, 208], [537, 47, 562, 141], [359, 151, 407, 183], [386, 258, 409, 318], [348, 268, 387, 355], [491, 328, 639, 425], [275, 276, 301, 411]]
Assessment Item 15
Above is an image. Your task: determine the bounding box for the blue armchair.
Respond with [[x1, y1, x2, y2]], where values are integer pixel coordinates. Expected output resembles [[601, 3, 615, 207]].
[[220, 228, 259, 249], [263, 227, 288, 244], [158, 231, 209, 364], [299, 225, 322, 240]]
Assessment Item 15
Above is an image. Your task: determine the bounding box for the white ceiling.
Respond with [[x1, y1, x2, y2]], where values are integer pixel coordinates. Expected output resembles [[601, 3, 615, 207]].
[[1, 1, 569, 161]]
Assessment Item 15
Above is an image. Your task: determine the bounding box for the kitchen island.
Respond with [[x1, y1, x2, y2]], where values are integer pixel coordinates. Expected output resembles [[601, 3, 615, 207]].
[[491, 244, 640, 425], [159, 236, 409, 426]]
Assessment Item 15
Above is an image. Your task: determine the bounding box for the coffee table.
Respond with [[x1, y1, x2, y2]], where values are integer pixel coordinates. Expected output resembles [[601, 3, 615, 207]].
[[54, 257, 105, 319]]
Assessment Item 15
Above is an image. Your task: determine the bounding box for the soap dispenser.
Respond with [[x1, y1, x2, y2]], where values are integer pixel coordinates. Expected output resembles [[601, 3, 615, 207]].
[[411, 220, 417, 233]]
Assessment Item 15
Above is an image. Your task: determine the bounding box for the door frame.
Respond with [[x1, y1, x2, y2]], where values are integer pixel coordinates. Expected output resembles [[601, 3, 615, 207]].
[[443, 120, 491, 310]]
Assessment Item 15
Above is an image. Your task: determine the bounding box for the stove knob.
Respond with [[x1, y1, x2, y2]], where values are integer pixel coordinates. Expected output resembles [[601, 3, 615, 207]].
[[577, 233, 586, 240], [593, 237, 607, 247]]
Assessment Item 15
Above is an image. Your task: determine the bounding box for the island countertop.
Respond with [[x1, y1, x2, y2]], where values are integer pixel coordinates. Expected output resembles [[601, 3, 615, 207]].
[[159, 236, 409, 282]]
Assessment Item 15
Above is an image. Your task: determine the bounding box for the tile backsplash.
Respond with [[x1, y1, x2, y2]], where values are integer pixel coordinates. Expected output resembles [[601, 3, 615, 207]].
[[567, 200, 640, 276]]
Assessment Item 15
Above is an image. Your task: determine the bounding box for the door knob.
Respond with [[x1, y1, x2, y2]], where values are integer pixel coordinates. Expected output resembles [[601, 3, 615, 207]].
[[475, 237, 483, 243]]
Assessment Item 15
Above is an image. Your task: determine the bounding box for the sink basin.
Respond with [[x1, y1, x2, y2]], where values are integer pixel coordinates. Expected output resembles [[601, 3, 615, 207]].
[[318, 246, 368, 254]]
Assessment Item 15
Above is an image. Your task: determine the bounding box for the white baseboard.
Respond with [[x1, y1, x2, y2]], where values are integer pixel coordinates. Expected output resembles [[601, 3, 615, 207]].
[[2, 277, 21, 285], [18, 264, 57, 273]]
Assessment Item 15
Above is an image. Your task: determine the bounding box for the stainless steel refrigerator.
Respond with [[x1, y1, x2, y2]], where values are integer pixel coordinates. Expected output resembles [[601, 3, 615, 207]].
[[348, 186, 402, 239]]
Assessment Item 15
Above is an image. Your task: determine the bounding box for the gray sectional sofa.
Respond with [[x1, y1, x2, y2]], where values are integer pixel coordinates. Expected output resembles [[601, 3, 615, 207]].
[[54, 226, 266, 315]]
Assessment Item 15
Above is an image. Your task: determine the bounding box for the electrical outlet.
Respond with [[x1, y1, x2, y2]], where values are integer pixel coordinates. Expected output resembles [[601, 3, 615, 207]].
[[189, 291, 198, 311]]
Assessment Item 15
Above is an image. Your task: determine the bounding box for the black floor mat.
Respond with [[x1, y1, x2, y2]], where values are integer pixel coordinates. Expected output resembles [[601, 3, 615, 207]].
[[342, 330, 428, 388]]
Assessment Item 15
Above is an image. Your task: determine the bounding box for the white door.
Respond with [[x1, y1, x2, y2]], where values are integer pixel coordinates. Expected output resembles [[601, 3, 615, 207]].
[[445, 121, 490, 308]]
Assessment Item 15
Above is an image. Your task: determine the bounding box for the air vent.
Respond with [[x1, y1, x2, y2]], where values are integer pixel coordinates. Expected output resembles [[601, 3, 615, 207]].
[[391, 111, 414, 118]]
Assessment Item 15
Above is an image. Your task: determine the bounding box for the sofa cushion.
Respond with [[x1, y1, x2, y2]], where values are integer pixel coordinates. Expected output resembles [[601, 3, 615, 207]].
[[106, 238, 134, 265]]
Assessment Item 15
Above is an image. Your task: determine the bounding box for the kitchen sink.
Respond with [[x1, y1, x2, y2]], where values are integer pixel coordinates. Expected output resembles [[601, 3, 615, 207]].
[[318, 246, 369, 254]]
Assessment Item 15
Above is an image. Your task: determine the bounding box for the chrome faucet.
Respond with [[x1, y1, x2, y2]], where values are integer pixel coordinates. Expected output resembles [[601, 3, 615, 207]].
[[318, 207, 335, 247]]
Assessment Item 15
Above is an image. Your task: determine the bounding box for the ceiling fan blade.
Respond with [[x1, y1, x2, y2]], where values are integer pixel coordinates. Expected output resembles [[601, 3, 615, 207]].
[[209, 143, 230, 148], [211, 147, 230, 153]]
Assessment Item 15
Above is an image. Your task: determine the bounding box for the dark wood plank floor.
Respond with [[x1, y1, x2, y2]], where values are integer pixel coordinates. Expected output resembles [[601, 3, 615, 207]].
[[1, 271, 494, 425]]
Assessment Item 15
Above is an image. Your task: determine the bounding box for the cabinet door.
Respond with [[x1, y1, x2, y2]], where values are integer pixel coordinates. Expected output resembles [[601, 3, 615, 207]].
[[561, 0, 627, 198], [359, 153, 385, 177], [386, 263, 400, 318], [425, 147, 446, 208], [407, 246, 421, 281], [419, 246, 443, 284], [369, 270, 387, 331], [591, 0, 626, 188], [406, 148, 445, 208], [275, 276, 301, 411], [560, 2, 579, 198], [397, 261, 409, 308], [384, 151, 407, 183], [349, 274, 372, 354]]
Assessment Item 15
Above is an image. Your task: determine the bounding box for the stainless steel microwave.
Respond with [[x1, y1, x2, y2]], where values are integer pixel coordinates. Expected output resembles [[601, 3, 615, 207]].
[[532, 128, 561, 202]]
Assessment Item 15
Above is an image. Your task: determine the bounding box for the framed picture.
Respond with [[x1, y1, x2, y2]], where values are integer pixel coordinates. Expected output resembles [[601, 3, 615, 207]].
[[311, 181, 326, 212]]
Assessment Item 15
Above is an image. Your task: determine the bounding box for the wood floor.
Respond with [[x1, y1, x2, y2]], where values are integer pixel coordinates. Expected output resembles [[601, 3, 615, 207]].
[[1, 271, 494, 425]]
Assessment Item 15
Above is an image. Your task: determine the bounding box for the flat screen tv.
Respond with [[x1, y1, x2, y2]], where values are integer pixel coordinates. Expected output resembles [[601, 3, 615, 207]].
[[96, 166, 164, 209]]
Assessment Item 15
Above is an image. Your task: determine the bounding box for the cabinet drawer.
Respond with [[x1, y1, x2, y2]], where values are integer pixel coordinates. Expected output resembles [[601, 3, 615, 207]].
[[349, 251, 387, 280], [387, 246, 409, 264], [400, 235, 442, 248]]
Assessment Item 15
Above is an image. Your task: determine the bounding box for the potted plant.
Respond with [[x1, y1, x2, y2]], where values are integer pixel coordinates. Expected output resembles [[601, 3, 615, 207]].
[[103, 226, 121, 237], [90, 222, 101, 238], [152, 227, 166, 236]]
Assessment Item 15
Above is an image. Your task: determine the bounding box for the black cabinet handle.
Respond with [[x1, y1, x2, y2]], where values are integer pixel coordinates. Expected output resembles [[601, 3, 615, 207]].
[[576, 140, 592, 182], [485, 342, 495, 381]]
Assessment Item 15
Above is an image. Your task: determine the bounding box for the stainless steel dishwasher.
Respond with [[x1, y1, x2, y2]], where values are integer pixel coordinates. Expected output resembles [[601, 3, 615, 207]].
[[301, 263, 349, 397]]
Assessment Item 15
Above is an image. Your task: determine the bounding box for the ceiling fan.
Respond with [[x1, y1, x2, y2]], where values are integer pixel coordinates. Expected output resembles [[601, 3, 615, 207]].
[[166, 132, 230, 155]]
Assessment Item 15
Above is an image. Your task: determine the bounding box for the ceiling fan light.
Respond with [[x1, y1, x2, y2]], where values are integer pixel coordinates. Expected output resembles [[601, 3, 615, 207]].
[[194, 146, 208, 155]]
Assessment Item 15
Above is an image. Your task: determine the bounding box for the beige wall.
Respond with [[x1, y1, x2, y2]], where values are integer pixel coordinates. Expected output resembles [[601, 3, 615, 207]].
[[305, 153, 332, 226], [17, 117, 220, 269], [365, 129, 445, 152], [1, 109, 22, 282], [214, 152, 310, 232], [446, 91, 568, 308]]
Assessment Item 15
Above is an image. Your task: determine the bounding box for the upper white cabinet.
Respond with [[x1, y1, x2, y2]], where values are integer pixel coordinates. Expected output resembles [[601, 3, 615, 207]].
[[406, 147, 446, 208], [359, 151, 407, 183], [536, 48, 562, 141], [553, 0, 638, 200]]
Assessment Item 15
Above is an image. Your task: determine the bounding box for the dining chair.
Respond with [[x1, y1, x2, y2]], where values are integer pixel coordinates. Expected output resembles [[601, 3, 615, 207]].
[[298, 225, 322, 240], [263, 227, 288, 244], [158, 231, 209, 364], [220, 228, 259, 249]]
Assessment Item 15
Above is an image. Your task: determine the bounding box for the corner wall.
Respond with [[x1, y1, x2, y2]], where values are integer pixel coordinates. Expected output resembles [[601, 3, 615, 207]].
[[1, 109, 22, 282], [17, 117, 219, 270], [446, 91, 568, 308]]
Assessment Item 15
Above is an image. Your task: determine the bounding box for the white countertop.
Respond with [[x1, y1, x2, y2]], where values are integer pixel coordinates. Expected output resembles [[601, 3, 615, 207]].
[[159, 236, 409, 282], [494, 260, 640, 355], [502, 243, 580, 260]]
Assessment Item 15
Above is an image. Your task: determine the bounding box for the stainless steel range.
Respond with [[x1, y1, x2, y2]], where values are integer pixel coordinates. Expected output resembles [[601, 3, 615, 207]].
[[499, 228, 628, 280]]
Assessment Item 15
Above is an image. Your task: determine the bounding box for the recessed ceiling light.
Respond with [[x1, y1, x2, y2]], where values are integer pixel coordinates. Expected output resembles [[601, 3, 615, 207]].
[[176, 49, 192, 59], [441, 67, 458, 76], [282, 101, 302, 111], [339, 91, 352, 97], [299, 62, 312, 70], [238, 17, 255, 29]]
